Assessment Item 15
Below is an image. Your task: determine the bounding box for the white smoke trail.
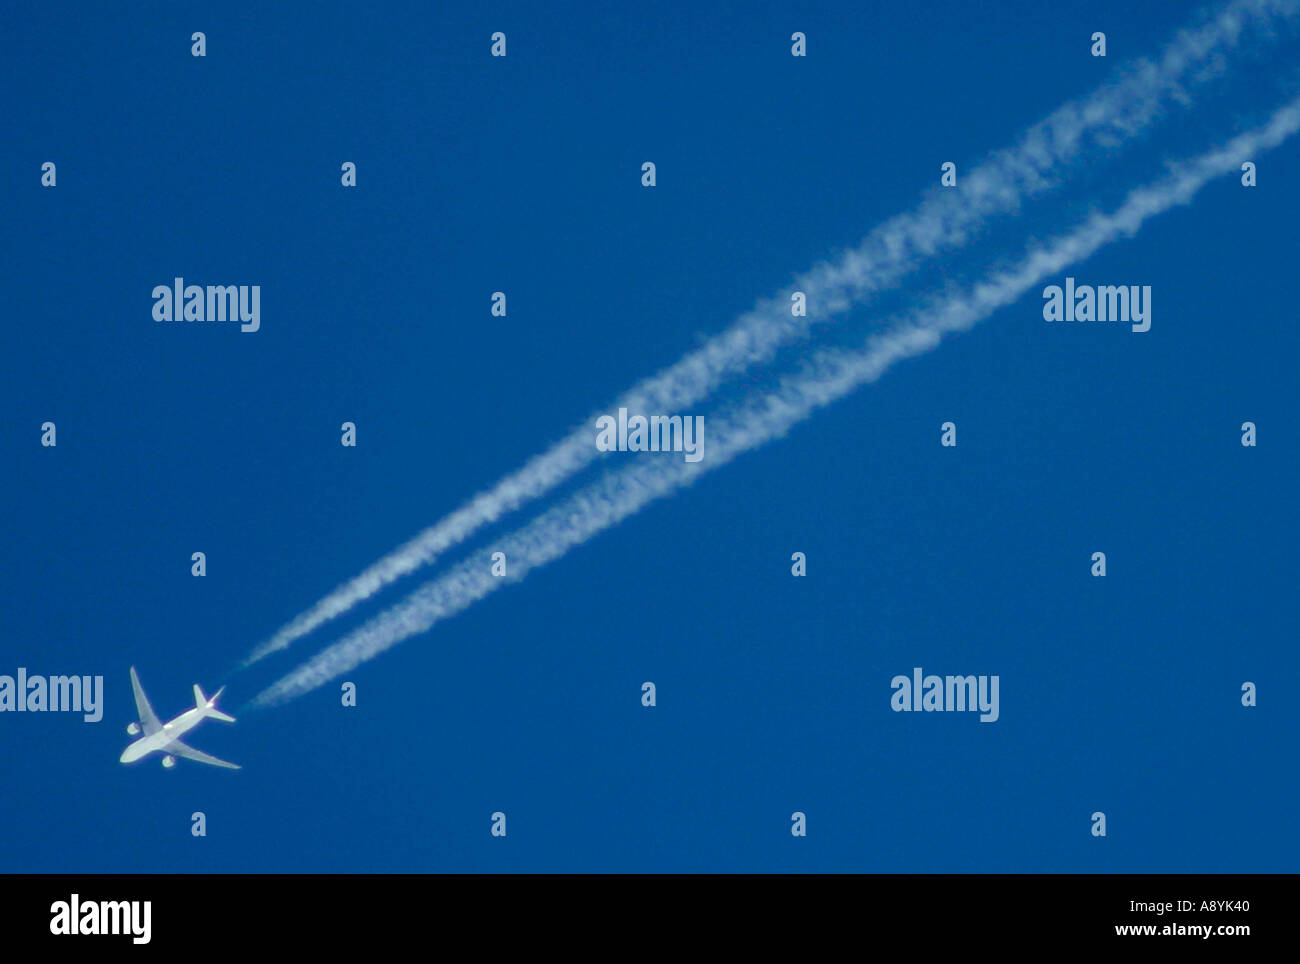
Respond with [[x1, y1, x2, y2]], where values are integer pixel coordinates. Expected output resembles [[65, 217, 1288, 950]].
[[244, 0, 1299, 666], [252, 93, 1300, 707]]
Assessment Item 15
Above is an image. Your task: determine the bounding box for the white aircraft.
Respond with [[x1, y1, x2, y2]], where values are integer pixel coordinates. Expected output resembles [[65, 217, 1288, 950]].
[[119, 667, 240, 770]]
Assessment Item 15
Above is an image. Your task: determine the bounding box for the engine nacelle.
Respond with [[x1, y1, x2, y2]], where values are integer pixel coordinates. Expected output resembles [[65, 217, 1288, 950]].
[[126, 722, 141, 735], [161, 755, 175, 768]]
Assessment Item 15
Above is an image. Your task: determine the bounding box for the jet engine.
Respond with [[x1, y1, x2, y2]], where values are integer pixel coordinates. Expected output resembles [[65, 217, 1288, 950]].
[[161, 755, 175, 768], [126, 722, 141, 735]]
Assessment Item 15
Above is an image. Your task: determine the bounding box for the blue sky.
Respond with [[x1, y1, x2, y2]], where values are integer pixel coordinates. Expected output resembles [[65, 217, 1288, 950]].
[[3, 0, 1297, 872]]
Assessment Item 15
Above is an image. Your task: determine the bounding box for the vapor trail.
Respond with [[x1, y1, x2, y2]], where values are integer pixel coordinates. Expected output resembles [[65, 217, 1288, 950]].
[[252, 93, 1300, 707], [245, 0, 1299, 666]]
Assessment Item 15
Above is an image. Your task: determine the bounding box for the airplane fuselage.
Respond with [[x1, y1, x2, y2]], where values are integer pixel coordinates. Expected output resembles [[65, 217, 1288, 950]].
[[119, 706, 208, 763]]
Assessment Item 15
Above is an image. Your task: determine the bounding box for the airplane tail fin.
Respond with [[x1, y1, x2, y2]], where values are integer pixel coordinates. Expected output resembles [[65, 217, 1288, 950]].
[[194, 683, 236, 723]]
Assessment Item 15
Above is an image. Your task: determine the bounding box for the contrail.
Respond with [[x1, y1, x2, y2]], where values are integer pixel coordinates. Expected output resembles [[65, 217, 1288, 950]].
[[252, 92, 1300, 707], [245, 0, 1300, 666]]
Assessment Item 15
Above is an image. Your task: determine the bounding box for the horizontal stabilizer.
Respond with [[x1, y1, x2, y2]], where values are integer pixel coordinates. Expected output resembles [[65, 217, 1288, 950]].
[[194, 683, 236, 722]]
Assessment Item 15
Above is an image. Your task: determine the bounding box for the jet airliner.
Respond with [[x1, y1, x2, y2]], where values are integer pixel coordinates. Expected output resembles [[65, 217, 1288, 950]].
[[119, 667, 240, 769]]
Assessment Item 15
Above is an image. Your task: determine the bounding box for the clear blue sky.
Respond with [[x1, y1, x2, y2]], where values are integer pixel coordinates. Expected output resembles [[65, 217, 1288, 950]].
[[3, 0, 1297, 872]]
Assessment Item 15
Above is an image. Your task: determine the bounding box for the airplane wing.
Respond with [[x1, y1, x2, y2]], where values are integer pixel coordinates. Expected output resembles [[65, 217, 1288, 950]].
[[129, 667, 163, 735], [169, 740, 240, 770]]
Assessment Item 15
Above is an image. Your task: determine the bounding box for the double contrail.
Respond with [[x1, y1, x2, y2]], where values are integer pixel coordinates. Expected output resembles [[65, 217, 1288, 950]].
[[252, 91, 1300, 707], [245, 0, 1299, 667]]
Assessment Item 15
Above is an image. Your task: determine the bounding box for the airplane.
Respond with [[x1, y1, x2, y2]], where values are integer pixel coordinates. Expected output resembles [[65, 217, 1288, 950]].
[[119, 666, 240, 770]]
